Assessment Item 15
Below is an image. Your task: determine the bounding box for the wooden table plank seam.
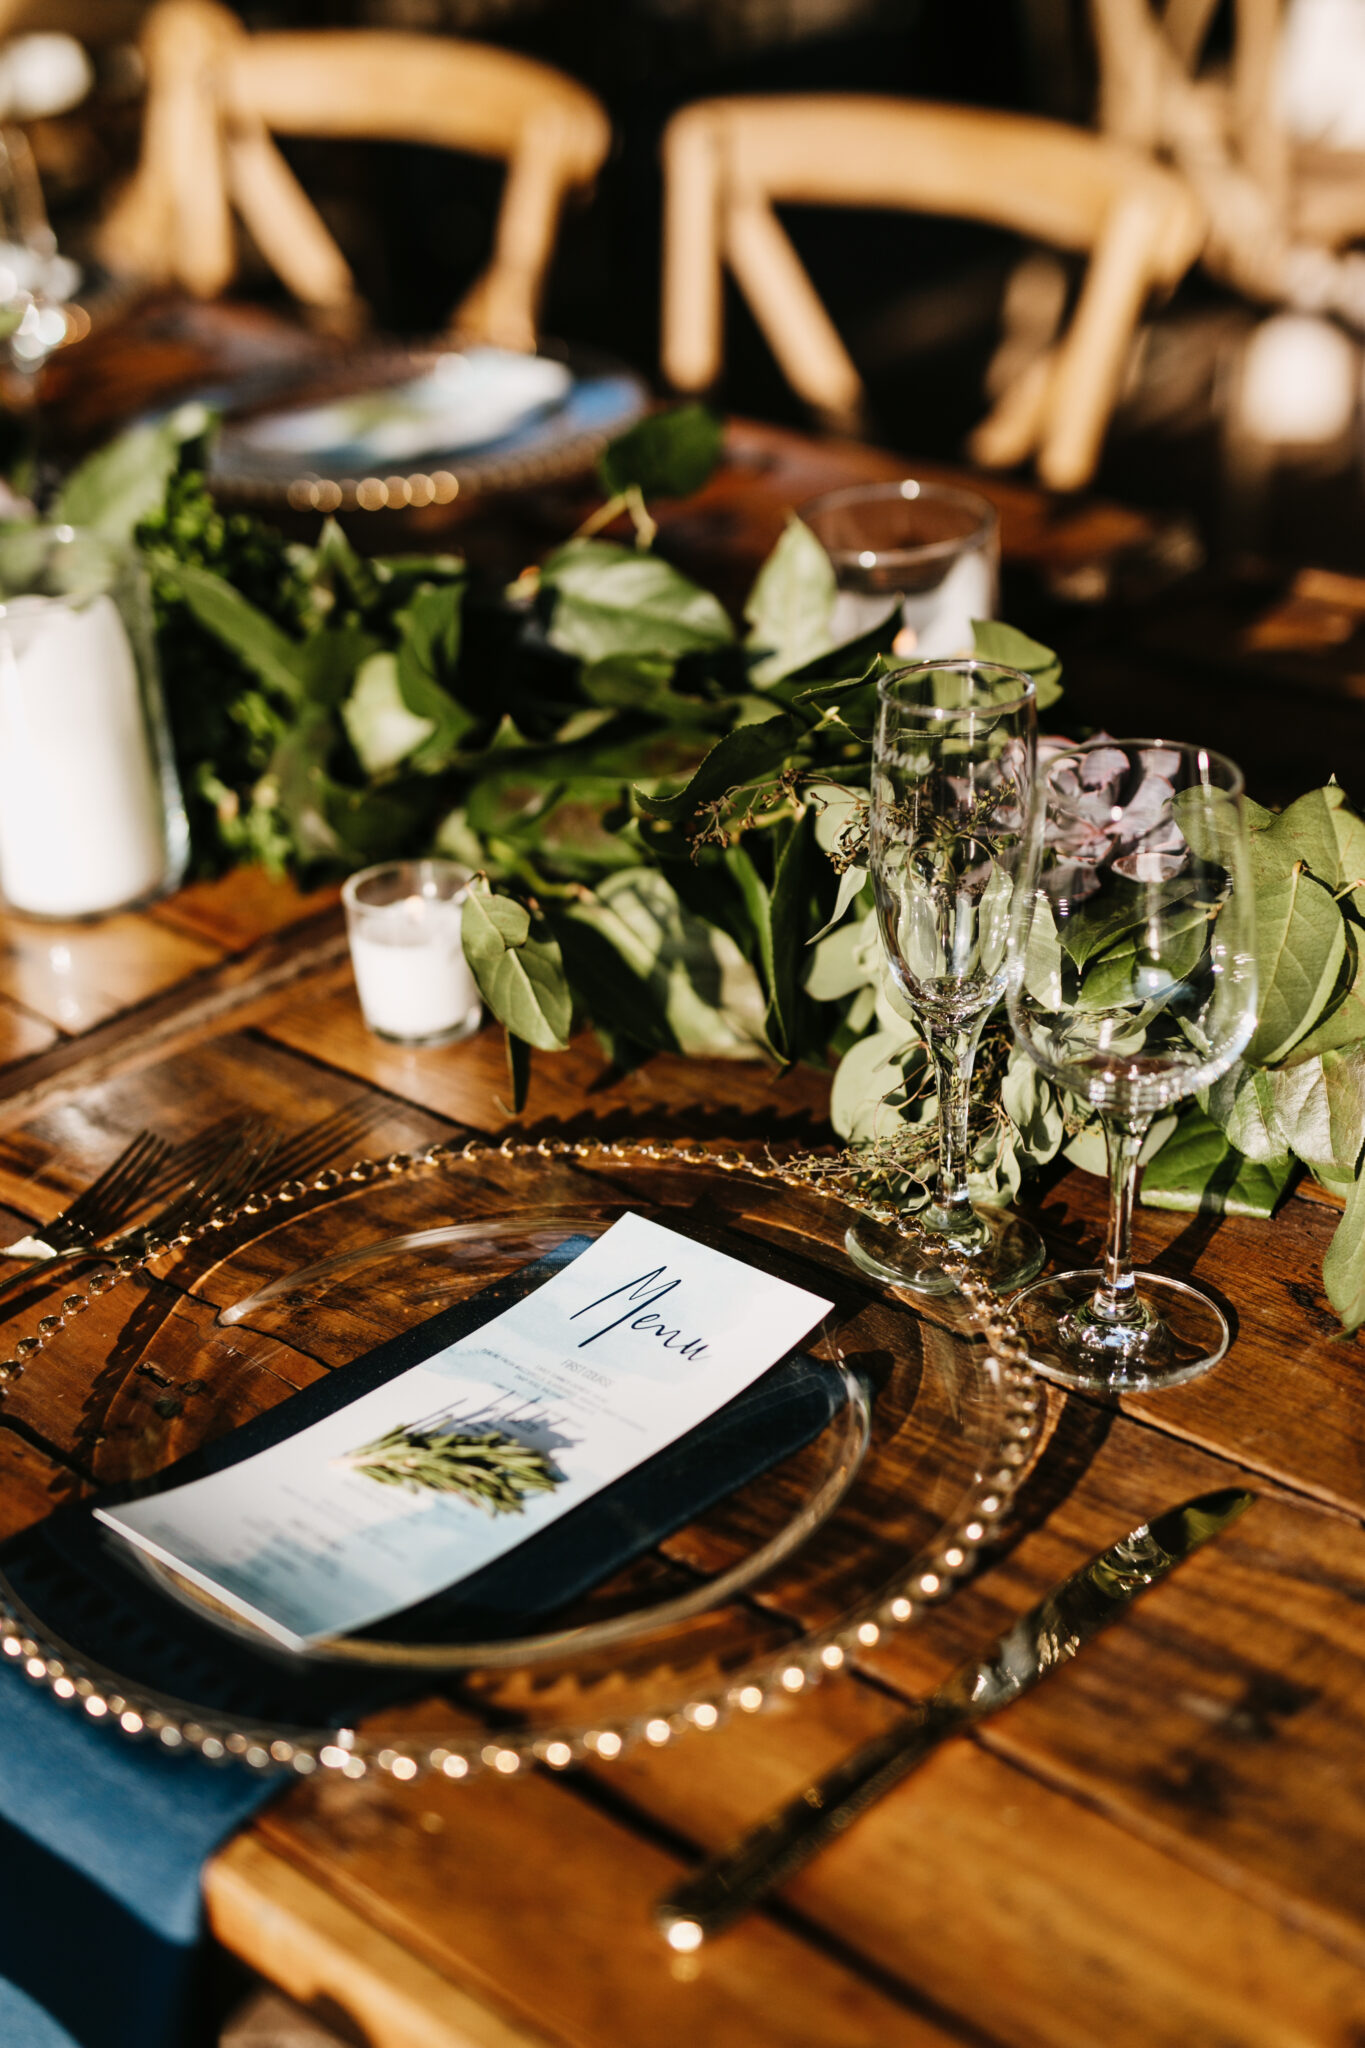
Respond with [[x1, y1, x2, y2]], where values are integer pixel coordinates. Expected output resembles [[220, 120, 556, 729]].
[[545, 1760, 1012, 2048]]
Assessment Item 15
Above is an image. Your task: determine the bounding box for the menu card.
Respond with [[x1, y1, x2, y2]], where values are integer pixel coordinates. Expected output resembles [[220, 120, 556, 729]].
[[96, 1214, 833, 1651]]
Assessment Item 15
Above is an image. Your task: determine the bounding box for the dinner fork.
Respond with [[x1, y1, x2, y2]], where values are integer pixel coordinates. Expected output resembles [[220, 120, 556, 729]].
[[0, 1116, 262, 1283], [0, 1129, 178, 1264], [265, 1097, 392, 1190], [101, 1119, 282, 1258], [0, 1100, 390, 1286]]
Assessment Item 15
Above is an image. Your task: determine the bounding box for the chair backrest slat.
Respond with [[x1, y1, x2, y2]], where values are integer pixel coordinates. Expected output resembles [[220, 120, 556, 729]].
[[100, 2, 611, 349]]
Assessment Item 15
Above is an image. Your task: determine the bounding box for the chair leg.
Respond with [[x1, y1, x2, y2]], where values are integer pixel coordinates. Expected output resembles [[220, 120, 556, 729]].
[[969, 349, 1056, 469], [456, 120, 568, 350], [723, 189, 865, 427], [661, 107, 725, 393], [226, 125, 357, 312], [147, 0, 240, 300], [1037, 185, 1164, 491]]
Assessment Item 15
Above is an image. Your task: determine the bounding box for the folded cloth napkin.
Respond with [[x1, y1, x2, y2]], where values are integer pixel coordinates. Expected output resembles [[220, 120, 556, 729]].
[[0, 1236, 848, 2048], [0, 1976, 83, 2048]]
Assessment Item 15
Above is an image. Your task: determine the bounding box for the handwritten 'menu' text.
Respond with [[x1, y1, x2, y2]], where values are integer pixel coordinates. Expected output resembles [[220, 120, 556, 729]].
[[570, 1267, 710, 1360]]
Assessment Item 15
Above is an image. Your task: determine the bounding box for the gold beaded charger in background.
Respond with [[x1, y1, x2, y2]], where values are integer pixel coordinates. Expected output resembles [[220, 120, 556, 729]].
[[0, 1140, 1043, 1783]]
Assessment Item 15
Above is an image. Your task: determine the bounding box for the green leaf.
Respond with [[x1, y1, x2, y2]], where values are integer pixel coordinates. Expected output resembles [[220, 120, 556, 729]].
[[1075, 901, 1209, 1010], [1247, 865, 1347, 1064], [807, 861, 867, 946], [1324, 1170, 1365, 1333], [149, 554, 306, 702], [1323, 783, 1365, 912], [342, 651, 437, 776], [504, 1028, 532, 1115], [1059, 877, 1197, 970], [58, 403, 209, 540], [1022, 894, 1063, 1007], [580, 652, 716, 723], [269, 711, 344, 863], [971, 619, 1062, 709], [1202, 1062, 1283, 1161], [460, 887, 572, 1052], [322, 774, 437, 867], [805, 912, 878, 1002], [1258, 787, 1349, 885], [549, 905, 679, 1056], [311, 516, 383, 611], [1172, 784, 1273, 873], [766, 809, 818, 1061], [744, 516, 837, 687], [1288, 941, 1365, 1058], [297, 624, 380, 710], [1001, 1048, 1065, 1164], [1063, 1111, 1177, 1177], [1264, 1045, 1365, 1175], [830, 1026, 919, 1143], [634, 714, 804, 824], [396, 582, 474, 771], [1238, 783, 1365, 900], [596, 403, 724, 499], [560, 869, 767, 1057], [1140, 1105, 1297, 1217], [542, 539, 733, 661], [724, 843, 774, 993]]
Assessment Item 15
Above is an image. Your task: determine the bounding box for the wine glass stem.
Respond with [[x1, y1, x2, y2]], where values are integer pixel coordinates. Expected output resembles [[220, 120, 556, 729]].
[[925, 1017, 986, 1237], [1095, 1112, 1154, 1323]]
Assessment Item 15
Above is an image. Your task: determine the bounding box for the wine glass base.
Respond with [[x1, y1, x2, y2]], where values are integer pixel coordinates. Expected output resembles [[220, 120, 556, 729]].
[[1011, 1269, 1230, 1394], [845, 1207, 1047, 1298]]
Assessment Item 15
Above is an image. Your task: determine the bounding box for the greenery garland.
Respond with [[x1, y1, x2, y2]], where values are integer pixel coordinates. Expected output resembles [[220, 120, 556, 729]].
[[46, 406, 1365, 1335]]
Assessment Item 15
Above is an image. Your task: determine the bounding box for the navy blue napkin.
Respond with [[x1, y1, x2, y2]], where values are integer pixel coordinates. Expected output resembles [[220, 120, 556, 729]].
[[0, 1235, 846, 2048]]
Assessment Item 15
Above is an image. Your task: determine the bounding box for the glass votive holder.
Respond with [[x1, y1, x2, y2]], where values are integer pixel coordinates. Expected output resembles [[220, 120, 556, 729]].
[[801, 479, 999, 661], [0, 524, 189, 919], [341, 859, 482, 1048]]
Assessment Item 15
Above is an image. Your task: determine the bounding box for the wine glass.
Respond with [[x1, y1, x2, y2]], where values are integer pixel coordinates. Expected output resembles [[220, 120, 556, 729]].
[[1005, 739, 1258, 1392], [845, 657, 1047, 1296]]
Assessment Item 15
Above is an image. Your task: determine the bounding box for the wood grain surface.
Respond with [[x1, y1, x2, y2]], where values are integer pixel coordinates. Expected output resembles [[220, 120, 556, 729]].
[[3, 345, 1363, 2044]]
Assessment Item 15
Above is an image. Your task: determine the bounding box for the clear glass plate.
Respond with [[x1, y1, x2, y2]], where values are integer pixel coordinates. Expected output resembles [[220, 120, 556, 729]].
[[207, 340, 649, 511], [0, 1153, 1041, 1780]]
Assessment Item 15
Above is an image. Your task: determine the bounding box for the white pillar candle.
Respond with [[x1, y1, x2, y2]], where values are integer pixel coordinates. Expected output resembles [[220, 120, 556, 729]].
[[896, 546, 997, 660], [347, 891, 481, 1044], [0, 591, 169, 917]]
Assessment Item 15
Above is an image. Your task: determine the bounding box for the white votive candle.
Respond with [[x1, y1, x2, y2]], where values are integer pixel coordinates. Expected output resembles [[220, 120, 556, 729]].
[[805, 479, 1000, 666], [0, 590, 170, 917], [342, 860, 481, 1046]]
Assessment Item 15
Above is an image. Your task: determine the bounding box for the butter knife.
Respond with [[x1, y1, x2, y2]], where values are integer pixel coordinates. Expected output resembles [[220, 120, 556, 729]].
[[656, 1486, 1253, 1947]]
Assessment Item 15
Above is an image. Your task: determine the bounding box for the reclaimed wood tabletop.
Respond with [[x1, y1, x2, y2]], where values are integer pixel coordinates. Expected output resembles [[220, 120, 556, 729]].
[[3, 321, 1365, 2047]]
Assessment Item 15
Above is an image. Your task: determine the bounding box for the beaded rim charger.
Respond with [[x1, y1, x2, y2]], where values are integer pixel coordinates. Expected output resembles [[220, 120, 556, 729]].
[[0, 1137, 1044, 1782]]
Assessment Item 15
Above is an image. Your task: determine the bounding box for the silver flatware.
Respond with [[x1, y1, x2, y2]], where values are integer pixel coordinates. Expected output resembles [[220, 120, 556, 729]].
[[655, 1486, 1254, 1948], [103, 1118, 280, 1259], [0, 1116, 264, 1281], [0, 1100, 391, 1286], [0, 1128, 177, 1264]]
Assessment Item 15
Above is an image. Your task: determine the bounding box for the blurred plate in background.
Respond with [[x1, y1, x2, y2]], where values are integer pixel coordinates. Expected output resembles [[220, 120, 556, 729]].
[[209, 339, 649, 512]]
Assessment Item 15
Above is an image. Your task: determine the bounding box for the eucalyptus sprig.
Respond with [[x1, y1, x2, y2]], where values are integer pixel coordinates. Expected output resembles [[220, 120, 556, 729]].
[[338, 1423, 561, 1515]]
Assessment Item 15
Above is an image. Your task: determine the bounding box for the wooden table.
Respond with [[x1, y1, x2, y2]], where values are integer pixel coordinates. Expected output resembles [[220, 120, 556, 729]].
[[2, 403, 1365, 2048]]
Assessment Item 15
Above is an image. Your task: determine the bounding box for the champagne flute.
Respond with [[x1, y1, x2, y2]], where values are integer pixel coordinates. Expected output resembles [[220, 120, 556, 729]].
[[1005, 739, 1258, 1391], [845, 657, 1047, 1296]]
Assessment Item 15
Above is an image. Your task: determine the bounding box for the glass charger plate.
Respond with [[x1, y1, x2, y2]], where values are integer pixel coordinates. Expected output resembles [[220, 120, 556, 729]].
[[206, 340, 649, 513], [0, 1146, 1041, 1780]]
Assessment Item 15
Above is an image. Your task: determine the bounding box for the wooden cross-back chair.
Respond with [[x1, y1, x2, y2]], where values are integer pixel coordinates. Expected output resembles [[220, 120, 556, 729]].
[[100, 0, 611, 349], [1092, 0, 1365, 324], [661, 95, 1205, 491]]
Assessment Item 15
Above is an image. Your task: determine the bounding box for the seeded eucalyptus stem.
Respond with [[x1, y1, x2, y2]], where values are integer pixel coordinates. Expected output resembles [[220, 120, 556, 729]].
[[339, 1425, 561, 1516]]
